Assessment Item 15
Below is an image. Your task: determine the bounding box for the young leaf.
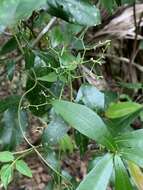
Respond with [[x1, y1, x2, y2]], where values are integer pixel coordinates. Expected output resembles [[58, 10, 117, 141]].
[[114, 155, 133, 190], [47, 0, 101, 26], [15, 160, 32, 178], [106, 102, 143, 119], [76, 154, 113, 190], [76, 84, 105, 110], [0, 164, 13, 189], [128, 161, 143, 190], [52, 100, 116, 150], [0, 151, 14, 162]]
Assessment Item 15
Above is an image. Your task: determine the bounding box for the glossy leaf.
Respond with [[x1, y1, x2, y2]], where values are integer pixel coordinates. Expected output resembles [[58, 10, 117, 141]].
[[0, 164, 13, 189], [16, 160, 32, 178], [114, 155, 132, 190], [128, 161, 143, 190], [106, 102, 143, 119], [76, 84, 105, 110], [52, 100, 116, 150], [47, 0, 101, 26], [76, 154, 113, 190], [0, 151, 14, 162]]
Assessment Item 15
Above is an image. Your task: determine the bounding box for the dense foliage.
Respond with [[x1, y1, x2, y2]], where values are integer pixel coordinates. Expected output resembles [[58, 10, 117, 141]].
[[0, 0, 143, 189]]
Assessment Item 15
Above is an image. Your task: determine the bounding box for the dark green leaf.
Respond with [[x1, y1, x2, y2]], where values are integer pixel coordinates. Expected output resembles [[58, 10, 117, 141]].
[[114, 155, 133, 190], [0, 108, 28, 150], [6, 61, 16, 81], [47, 0, 101, 26], [52, 100, 116, 150], [0, 37, 17, 55], [16, 160, 32, 178], [0, 96, 20, 113], [76, 154, 113, 190]]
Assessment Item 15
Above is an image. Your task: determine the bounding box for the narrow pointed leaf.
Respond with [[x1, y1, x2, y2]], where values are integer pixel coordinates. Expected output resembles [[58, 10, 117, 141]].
[[76, 154, 113, 190], [52, 100, 116, 150], [114, 155, 133, 190]]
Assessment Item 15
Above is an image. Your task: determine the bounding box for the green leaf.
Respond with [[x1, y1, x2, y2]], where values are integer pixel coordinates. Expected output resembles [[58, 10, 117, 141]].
[[0, 0, 46, 30], [0, 151, 14, 162], [47, 0, 101, 26], [24, 48, 35, 70], [0, 96, 20, 113], [38, 72, 58, 82], [0, 164, 13, 189], [52, 100, 116, 150], [76, 154, 113, 190], [42, 109, 68, 146], [0, 37, 17, 55], [0, 108, 28, 150], [59, 134, 74, 153], [76, 84, 105, 110], [106, 102, 143, 119], [120, 148, 143, 168], [16, 160, 32, 178], [115, 129, 143, 149], [114, 155, 133, 190], [6, 61, 16, 81]]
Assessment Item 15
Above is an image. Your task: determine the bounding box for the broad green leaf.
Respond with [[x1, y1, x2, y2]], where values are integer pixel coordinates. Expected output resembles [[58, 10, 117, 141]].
[[114, 129, 143, 149], [42, 109, 68, 146], [0, 0, 46, 30], [0, 164, 13, 189], [128, 161, 143, 190], [0, 151, 14, 162], [0, 96, 20, 113], [114, 155, 133, 190], [120, 148, 143, 168], [38, 72, 57, 82], [52, 100, 116, 151], [76, 154, 113, 190], [47, 0, 101, 26], [76, 84, 105, 110], [100, 0, 117, 13], [16, 160, 32, 178], [24, 48, 35, 70], [106, 102, 143, 119]]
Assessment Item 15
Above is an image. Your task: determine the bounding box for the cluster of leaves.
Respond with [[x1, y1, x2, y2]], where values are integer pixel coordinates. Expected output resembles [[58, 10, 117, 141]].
[[0, 0, 143, 189]]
